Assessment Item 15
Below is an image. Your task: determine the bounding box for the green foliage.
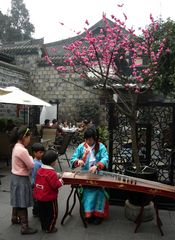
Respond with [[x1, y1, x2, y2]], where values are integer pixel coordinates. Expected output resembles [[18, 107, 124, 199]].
[[11, 0, 35, 40], [97, 125, 109, 145], [0, 11, 10, 42], [148, 18, 175, 97], [0, 11, 19, 43], [0, 0, 35, 43], [0, 117, 23, 132], [0, 118, 7, 132], [77, 100, 100, 125]]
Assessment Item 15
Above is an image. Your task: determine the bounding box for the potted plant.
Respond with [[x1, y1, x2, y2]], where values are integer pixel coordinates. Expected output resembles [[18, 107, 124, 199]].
[[44, 9, 168, 172], [43, 8, 171, 220]]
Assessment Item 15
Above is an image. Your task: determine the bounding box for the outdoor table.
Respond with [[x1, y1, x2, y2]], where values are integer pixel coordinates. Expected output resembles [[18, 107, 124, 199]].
[[62, 127, 78, 133]]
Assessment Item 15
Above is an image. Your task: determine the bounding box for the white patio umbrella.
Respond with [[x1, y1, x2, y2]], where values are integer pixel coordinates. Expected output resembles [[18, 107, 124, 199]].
[[0, 86, 51, 106]]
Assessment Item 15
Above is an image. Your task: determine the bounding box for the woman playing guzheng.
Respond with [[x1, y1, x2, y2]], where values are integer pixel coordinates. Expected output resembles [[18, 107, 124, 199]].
[[70, 127, 109, 225]]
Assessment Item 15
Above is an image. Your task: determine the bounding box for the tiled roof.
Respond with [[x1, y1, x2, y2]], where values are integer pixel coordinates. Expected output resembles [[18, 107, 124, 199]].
[[41, 18, 131, 65], [0, 18, 127, 64], [44, 19, 115, 57], [0, 52, 14, 63], [0, 38, 44, 55]]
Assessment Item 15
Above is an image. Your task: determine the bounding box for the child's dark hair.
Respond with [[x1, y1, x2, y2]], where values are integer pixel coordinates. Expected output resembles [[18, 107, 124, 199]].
[[42, 149, 58, 165], [84, 127, 99, 155], [10, 125, 31, 144], [31, 143, 45, 152]]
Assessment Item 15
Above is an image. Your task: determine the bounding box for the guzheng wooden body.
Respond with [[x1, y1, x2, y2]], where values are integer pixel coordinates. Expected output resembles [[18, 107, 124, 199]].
[[62, 171, 175, 199]]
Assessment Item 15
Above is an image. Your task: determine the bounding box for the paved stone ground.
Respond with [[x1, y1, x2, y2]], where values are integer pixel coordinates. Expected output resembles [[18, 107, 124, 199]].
[[0, 146, 175, 240]]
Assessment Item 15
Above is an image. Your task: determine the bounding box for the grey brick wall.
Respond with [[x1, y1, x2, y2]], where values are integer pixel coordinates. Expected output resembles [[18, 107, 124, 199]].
[[0, 53, 107, 125], [0, 60, 30, 118]]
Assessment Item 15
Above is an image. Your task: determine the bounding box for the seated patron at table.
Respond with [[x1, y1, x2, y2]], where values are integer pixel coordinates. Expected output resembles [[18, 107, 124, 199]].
[[51, 119, 59, 128], [60, 120, 68, 128], [77, 119, 95, 142], [40, 119, 51, 138], [77, 119, 94, 132], [43, 119, 51, 128], [54, 125, 65, 145]]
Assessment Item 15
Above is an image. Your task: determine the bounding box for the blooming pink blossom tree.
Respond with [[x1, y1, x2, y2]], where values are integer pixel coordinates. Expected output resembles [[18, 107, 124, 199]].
[[44, 11, 167, 172]]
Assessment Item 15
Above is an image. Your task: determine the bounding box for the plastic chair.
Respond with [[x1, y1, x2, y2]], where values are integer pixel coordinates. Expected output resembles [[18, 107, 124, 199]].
[[41, 128, 57, 149]]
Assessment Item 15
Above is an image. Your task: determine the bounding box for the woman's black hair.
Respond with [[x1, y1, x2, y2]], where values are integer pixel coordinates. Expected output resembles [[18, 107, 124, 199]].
[[84, 127, 99, 155], [10, 125, 31, 144], [44, 119, 50, 125], [42, 149, 58, 165], [84, 127, 99, 140], [31, 142, 45, 152]]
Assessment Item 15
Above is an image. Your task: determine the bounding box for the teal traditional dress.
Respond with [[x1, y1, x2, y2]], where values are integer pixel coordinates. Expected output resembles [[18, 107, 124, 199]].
[[70, 142, 109, 219]]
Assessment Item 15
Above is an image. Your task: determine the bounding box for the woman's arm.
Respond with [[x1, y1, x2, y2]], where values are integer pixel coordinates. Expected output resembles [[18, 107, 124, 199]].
[[70, 144, 83, 169], [96, 143, 109, 170], [20, 148, 34, 170]]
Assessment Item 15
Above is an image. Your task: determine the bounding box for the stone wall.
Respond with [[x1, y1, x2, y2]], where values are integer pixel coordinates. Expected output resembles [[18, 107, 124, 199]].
[[0, 52, 107, 126], [0, 60, 30, 118], [29, 64, 106, 122]]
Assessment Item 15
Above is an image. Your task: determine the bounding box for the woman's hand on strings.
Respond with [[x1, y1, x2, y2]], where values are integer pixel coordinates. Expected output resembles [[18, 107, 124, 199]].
[[77, 159, 85, 167], [89, 165, 98, 174]]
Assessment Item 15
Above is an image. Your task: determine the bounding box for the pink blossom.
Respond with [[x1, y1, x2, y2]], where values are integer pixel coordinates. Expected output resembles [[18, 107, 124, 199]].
[[128, 28, 135, 34], [132, 71, 137, 77], [44, 55, 52, 65], [123, 13, 127, 21], [51, 48, 57, 53], [85, 20, 89, 25], [117, 4, 124, 7], [56, 66, 67, 71], [44, 11, 167, 101], [136, 76, 144, 83], [135, 86, 140, 93], [166, 48, 171, 53], [150, 14, 154, 23]]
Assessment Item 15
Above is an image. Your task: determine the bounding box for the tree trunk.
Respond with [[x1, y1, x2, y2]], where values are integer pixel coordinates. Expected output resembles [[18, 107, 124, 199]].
[[130, 118, 141, 172]]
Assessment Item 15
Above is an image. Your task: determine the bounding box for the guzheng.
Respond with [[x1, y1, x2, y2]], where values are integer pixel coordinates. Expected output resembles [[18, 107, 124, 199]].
[[62, 171, 175, 199]]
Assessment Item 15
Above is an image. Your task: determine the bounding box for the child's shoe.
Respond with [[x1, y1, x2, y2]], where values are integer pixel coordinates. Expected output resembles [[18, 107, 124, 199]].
[[45, 227, 58, 233]]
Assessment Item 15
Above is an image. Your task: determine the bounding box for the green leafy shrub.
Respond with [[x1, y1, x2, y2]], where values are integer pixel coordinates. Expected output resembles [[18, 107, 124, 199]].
[[98, 125, 109, 146]]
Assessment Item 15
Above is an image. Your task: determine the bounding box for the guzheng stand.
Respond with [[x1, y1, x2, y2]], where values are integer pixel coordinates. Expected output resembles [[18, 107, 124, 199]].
[[61, 185, 87, 228], [62, 171, 175, 235], [134, 199, 163, 236]]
